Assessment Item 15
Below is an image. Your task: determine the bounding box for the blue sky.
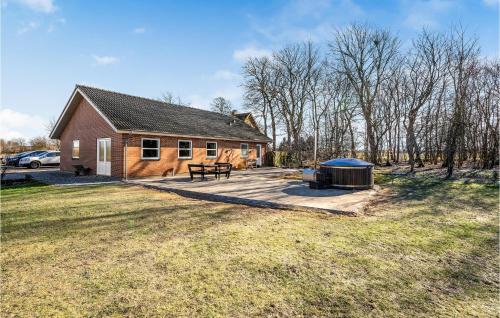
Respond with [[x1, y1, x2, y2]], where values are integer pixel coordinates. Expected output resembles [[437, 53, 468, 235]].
[[1, 0, 498, 140]]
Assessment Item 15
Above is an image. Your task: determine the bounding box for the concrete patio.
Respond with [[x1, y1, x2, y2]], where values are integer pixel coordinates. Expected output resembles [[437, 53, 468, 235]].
[[127, 168, 377, 215]]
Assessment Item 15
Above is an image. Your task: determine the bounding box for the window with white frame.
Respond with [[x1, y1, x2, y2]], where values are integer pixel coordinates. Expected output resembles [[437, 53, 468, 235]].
[[206, 141, 217, 158], [72, 140, 80, 159], [141, 138, 160, 159], [178, 140, 192, 159], [240, 143, 249, 158]]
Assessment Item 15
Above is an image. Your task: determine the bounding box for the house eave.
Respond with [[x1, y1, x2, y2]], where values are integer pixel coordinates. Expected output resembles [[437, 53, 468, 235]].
[[118, 130, 272, 144]]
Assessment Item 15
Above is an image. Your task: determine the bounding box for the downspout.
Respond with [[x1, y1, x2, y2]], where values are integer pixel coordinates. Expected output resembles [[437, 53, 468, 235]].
[[123, 132, 130, 181]]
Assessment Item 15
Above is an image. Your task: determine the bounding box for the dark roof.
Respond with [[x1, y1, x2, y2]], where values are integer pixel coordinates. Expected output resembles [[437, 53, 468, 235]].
[[234, 112, 250, 120], [320, 158, 374, 167], [74, 85, 271, 142]]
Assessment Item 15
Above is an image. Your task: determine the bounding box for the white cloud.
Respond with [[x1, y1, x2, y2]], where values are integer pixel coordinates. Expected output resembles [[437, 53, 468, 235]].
[[284, 0, 333, 18], [246, 0, 363, 44], [0, 108, 47, 140], [187, 85, 243, 111], [186, 94, 210, 110], [48, 17, 65, 32], [233, 45, 272, 62], [92, 55, 119, 66], [14, 0, 56, 13], [402, 0, 454, 30], [17, 21, 39, 34], [483, 0, 499, 6], [212, 86, 243, 104], [210, 69, 241, 81], [132, 27, 146, 34], [404, 14, 439, 30]]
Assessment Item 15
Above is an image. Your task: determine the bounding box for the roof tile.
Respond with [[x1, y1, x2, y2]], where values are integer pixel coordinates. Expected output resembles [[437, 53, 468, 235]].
[[77, 85, 271, 142]]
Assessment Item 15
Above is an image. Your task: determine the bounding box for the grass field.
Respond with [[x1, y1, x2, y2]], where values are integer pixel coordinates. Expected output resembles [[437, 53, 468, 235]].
[[1, 175, 498, 317]]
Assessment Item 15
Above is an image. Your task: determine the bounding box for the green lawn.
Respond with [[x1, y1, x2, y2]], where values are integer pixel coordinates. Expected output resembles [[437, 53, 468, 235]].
[[1, 175, 498, 317]]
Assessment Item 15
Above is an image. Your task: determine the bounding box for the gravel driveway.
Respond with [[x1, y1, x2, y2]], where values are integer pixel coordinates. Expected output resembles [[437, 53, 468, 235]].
[[3, 167, 120, 186]]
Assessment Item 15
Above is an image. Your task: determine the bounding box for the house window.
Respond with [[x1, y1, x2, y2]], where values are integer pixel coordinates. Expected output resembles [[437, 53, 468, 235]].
[[72, 140, 80, 159], [141, 138, 160, 160], [240, 143, 249, 158], [178, 140, 192, 159], [206, 141, 217, 158]]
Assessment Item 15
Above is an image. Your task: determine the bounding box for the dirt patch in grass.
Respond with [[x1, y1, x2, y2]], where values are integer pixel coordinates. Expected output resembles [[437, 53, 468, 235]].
[[1, 176, 498, 317]]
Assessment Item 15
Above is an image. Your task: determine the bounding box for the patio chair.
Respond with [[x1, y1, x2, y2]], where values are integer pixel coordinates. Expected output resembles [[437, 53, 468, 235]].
[[246, 159, 257, 169]]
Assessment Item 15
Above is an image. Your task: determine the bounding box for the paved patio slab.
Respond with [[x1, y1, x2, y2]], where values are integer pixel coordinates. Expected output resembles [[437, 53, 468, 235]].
[[128, 168, 377, 215]]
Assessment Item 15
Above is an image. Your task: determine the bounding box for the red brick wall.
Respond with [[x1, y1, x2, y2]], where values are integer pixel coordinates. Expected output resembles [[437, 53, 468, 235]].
[[59, 96, 267, 178], [125, 135, 267, 177], [59, 98, 124, 177]]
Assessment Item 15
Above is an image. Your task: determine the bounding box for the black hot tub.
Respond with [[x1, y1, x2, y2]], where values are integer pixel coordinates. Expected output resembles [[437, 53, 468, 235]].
[[316, 158, 374, 190]]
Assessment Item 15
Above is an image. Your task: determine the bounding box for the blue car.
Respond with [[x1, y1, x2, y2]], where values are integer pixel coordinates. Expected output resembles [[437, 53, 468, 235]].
[[5, 152, 30, 166], [6, 150, 48, 167]]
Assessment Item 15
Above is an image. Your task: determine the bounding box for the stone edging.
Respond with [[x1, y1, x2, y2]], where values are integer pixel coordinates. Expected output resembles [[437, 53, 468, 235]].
[[126, 180, 357, 217]]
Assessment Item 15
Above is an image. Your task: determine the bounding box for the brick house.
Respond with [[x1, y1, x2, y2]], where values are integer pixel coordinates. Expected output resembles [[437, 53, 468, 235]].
[[50, 85, 271, 178]]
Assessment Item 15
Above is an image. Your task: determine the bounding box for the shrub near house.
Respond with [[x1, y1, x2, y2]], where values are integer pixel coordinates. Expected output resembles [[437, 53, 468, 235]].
[[50, 85, 270, 178]]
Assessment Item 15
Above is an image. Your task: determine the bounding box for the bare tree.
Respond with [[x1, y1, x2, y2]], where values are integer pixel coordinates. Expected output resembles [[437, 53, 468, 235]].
[[443, 27, 480, 178], [330, 24, 400, 164], [0, 138, 28, 154], [477, 61, 500, 168], [403, 30, 445, 172], [159, 91, 190, 106], [242, 56, 279, 150], [307, 59, 330, 167], [273, 42, 319, 156], [45, 117, 61, 149], [239, 23, 497, 173], [210, 97, 233, 115], [380, 59, 405, 163], [322, 74, 358, 159], [30, 136, 49, 150], [11, 138, 27, 152]]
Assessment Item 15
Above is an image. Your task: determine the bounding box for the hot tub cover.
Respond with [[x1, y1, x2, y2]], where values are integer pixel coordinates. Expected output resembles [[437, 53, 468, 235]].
[[320, 158, 374, 167]]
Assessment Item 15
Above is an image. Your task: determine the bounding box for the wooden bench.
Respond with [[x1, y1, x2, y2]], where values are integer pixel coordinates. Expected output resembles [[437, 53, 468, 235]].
[[188, 164, 218, 180], [188, 163, 232, 181], [73, 165, 91, 176]]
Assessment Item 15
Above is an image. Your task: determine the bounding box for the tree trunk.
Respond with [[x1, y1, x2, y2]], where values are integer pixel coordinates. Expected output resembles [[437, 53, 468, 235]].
[[313, 124, 319, 169], [348, 121, 356, 158], [407, 121, 416, 172], [366, 119, 378, 164], [271, 116, 277, 152]]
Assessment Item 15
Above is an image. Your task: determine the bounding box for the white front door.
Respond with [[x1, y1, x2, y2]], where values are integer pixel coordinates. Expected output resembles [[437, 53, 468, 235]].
[[97, 138, 111, 176], [256, 144, 262, 167]]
